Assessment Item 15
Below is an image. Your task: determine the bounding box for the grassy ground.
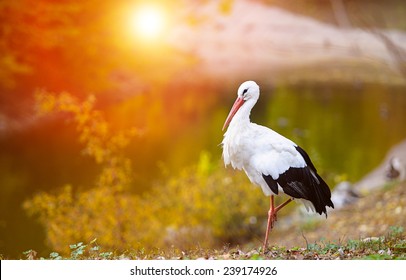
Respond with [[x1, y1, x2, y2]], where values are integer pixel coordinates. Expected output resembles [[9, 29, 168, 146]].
[[17, 181, 406, 260]]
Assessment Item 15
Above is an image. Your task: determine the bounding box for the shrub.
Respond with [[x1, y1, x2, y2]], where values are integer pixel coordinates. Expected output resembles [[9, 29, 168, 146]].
[[24, 91, 269, 255]]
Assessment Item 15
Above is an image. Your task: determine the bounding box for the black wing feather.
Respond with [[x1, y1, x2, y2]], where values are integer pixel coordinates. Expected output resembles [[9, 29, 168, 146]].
[[263, 174, 279, 195], [262, 145, 334, 216]]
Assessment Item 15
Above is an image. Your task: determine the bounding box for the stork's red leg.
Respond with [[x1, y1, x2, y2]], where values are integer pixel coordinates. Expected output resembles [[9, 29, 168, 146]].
[[263, 197, 293, 250], [263, 195, 276, 249], [275, 198, 292, 213]]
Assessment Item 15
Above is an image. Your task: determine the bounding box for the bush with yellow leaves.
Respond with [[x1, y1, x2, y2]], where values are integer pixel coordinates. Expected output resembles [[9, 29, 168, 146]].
[[24, 91, 269, 255]]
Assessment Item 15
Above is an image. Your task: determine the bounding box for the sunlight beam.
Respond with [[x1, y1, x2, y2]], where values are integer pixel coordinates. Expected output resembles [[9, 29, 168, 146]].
[[129, 5, 165, 40]]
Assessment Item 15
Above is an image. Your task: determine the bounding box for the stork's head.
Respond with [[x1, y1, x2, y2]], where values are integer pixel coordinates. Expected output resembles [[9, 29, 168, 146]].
[[222, 81, 260, 131]]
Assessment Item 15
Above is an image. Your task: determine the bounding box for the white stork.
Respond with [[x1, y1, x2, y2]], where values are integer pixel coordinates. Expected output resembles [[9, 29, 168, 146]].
[[222, 81, 334, 249]]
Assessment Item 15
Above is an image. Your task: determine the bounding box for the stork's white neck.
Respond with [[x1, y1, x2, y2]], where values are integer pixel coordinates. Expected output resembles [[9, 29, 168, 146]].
[[228, 98, 257, 130]]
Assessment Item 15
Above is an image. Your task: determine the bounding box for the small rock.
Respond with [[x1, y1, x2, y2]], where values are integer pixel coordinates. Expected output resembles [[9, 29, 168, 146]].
[[362, 237, 383, 242], [338, 248, 344, 257], [220, 253, 230, 259], [245, 249, 259, 258]]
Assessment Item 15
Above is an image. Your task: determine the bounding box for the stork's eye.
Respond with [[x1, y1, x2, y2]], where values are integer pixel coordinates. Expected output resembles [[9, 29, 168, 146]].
[[242, 88, 248, 95]]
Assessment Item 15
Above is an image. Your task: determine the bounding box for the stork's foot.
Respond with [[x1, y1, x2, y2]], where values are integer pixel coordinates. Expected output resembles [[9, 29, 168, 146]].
[[268, 209, 278, 229], [262, 198, 293, 251]]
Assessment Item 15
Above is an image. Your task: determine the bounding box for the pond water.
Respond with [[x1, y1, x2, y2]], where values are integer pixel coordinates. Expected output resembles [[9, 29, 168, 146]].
[[177, 82, 406, 187], [262, 83, 406, 184]]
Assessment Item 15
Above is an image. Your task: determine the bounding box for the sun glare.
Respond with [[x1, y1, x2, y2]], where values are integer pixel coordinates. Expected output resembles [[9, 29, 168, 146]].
[[130, 6, 165, 39]]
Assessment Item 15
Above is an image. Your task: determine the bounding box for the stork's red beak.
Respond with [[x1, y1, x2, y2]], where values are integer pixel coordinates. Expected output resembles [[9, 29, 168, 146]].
[[222, 97, 245, 131]]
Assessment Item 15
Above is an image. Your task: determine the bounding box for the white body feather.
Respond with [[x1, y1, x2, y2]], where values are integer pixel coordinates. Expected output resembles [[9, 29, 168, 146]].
[[222, 120, 306, 197]]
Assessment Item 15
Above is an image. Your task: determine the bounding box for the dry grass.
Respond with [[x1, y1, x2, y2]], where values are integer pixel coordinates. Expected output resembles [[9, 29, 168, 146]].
[[19, 181, 406, 260], [268, 181, 406, 250]]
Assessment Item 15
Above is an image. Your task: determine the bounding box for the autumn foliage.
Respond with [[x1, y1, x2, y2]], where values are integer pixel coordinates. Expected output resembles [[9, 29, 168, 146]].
[[22, 92, 268, 254]]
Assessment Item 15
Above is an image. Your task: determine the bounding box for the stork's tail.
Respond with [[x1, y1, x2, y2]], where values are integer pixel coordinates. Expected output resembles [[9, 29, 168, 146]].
[[311, 173, 334, 216]]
